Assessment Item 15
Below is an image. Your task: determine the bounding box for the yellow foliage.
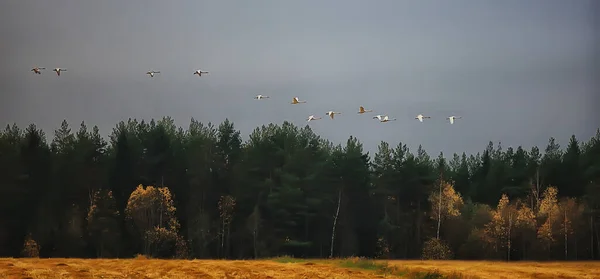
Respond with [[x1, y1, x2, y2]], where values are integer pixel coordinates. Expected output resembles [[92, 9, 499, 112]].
[[538, 186, 559, 218], [537, 218, 554, 242], [484, 194, 518, 254], [428, 180, 464, 221], [125, 184, 184, 258], [87, 189, 119, 222], [125, 184, 180, 233], [536, 186, 561, 247], [515, 203, 536, 230]]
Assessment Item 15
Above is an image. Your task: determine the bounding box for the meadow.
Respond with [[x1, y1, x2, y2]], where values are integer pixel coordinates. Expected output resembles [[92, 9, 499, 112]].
[[2, 256, 600, 279]]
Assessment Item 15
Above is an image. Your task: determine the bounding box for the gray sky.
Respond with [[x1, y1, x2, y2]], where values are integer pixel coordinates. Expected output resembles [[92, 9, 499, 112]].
[[1, 0, 599, 156]]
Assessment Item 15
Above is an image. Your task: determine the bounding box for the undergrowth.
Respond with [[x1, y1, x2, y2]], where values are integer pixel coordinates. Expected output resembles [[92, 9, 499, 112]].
[[338, 257, 472, 278], [270, 255, 308, 263], [270, 256, 475, 279]]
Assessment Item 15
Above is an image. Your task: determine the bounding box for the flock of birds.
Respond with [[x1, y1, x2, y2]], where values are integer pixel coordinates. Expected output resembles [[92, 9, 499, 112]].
[[257, 94, 462, 124], [30, 66, 463, 124]]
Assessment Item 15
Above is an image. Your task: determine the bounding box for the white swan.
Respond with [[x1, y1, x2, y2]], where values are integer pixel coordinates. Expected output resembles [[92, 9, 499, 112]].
[[325, 111, 341, 119], [31, 67, 45, 74], [146, 71, 160, 77], [291, 97, 307, 104], [53, 68, 66, 76], [254, 94, 269, 100], [372, 115, 384, 121], [415, 114, 432, 122], [380, 115, 397, 123], [358, 106, 373, 114], [194, 69, 209, 77], [306, 115, 322, 122], [447, 116, 462, 124]]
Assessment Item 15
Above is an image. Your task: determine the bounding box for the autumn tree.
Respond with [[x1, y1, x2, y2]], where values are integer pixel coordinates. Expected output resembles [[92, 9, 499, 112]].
[[537, 186, 561, 257], [125, 184, 184, 258], [485, 194, 518, 260], [428, 179, 464, 240]]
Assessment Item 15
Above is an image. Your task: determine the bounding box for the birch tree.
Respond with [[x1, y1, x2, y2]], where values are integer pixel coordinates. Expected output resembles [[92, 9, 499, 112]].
[[428, 179, 464, 240]]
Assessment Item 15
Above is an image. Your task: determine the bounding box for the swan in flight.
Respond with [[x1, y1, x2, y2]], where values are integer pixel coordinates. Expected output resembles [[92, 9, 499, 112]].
[[254, 94, 269, 100], [379, 115, 397, 123], [415, 114, 432, 122], [326, 111, 341, 119], [306, 115, 322, 122], [372, 115, 384, 121], [31, 67, 45, 74], [193, 69, 209, 77], [447, 116, 462, 124], [146, 71, 160, 77], [358, 106, 373, 114], [53, 68, 66, 76], [291, 97, 307, 104]]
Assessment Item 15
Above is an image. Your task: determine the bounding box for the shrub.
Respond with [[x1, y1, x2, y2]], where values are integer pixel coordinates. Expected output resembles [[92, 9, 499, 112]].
[[421, 237, 453, 260], [21, 233, 40, 258]]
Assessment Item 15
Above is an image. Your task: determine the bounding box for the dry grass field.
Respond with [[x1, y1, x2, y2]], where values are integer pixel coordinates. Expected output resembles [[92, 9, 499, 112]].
[[385, 260, 600, 279], [1, 257, 600, 279]]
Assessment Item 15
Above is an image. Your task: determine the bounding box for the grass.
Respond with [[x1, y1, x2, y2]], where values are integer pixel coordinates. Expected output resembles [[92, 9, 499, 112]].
[[272, 256, 471, 278], [1, 256, 599, 278], [385, 260, 600, 279]]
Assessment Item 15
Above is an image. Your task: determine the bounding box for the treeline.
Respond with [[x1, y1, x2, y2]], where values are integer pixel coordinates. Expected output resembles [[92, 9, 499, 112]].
[[0, 117, 599, 261]]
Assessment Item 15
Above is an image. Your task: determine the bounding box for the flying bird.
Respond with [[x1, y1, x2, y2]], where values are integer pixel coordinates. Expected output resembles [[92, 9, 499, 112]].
[[379, 115, 397, 123], [372, 115, 384, 121], [254, 95, 269, 100], [326, 111, 341, 119], [291, 97, 307, 104], [31, 67, 45, 74], [415, 114, 432, 122], [193, 69, 209, 77], [146, 71, 160, 77], [358, 106, 373, 114], [53, 68, 66, 76], [306, 115, 322, 122], [447, 116, 462, 124]]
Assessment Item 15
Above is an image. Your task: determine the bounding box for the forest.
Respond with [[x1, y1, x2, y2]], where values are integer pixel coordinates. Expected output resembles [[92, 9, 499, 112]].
[[0, 117, 599, 261]]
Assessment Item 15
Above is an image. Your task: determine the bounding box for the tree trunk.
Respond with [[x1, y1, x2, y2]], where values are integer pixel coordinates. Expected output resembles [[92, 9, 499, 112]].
[[508, 213, 512, 261], [595, 222, 600, 260], [564, 209, 568, 260], [436, 178, 442, 240], [416, 199, 422, 249], [330, 188, 342, 258], [591, 215, 595, 259], [253, 228, 257, 259], [220, 218, 225, 258], [226, 224, 231, 259]]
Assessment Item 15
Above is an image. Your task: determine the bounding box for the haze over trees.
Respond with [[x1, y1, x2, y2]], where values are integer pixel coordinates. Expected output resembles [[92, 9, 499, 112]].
[[0, 117, 599, 261]]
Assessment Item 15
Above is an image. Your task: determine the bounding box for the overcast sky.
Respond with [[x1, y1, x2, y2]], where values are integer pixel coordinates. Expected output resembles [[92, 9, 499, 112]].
[[1, 0, 599, 156]]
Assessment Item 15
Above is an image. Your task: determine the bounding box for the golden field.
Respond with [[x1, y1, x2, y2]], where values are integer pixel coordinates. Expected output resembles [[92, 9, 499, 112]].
[[385, 260, 600, 279], [1, 257, 600, 279]]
